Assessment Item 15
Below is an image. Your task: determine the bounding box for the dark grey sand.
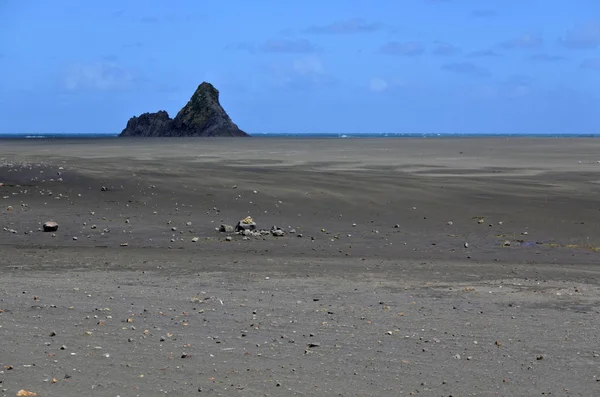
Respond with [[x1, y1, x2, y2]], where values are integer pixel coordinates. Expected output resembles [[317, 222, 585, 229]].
[[1, 138, 599, 396]]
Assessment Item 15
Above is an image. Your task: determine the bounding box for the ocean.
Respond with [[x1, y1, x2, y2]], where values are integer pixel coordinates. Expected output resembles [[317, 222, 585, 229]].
[[0, 133, 599, 139]]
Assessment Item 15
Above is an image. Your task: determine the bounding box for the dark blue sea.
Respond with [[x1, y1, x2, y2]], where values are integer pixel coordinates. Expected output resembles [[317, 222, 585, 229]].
[[0, 133, 599, 139]]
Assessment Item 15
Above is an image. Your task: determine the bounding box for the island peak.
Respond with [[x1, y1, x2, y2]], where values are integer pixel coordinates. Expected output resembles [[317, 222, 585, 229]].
[[120, 82, 248, 137]]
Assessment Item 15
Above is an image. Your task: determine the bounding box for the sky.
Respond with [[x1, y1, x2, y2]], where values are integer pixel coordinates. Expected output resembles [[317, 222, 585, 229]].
[[1, 0, 600, 135]]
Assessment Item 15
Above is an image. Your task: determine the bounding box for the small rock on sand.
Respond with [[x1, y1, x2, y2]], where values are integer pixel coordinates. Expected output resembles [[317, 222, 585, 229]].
[[235, 216, 256, 232], [271, 226, 285, 236], [219, 224, 234, 233], [43, 221, 58, 232]]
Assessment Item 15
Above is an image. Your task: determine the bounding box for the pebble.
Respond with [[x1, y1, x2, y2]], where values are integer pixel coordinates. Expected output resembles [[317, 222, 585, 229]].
[[43, 221, 59, 232]]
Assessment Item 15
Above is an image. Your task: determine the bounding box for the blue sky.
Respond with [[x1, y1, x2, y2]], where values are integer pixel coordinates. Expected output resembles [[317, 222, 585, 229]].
[[1, 0, 599, 135]]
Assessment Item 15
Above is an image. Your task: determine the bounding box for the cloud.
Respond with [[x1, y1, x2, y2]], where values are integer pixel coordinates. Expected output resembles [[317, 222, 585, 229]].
[[380, 41, 424, 56], [140, 16, 159, 23], [581, 58, 600, 70], [506, 74, 534, 85], [306, 18, 383, 34], [457, 75, 535, 101], [63, 62, 134, 91], [369, 77, 389, 93], [442, 62, 490, 78], [559, 21, 600, 50], [102, 54, 119, 61], [226, 42, 256, 53], [134, 76, 180, 94], [467, 49, 500, 58], [266, 55, 336, 91], [291, 56, 325, 74], [471, 9, 496, 18], [529, 53, 566, 62], [432, 41, 461, 56], [260, 39, 321, 53], [365, 77, 428, 94], [228, 39, 321, 54], [499, 34, 543, 50], [123, 42, 144, 48], [500, 75, 535, 98]]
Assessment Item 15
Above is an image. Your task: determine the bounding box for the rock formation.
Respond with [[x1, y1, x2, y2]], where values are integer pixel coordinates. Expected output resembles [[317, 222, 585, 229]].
[[120, 110, 173, 138], [119, 82, 248, 137]]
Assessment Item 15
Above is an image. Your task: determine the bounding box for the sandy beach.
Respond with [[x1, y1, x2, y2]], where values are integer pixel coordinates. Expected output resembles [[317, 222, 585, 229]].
[[1, 137, 599, 396]]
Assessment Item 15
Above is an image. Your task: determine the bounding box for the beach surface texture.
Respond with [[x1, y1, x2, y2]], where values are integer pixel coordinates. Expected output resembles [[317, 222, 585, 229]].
[[1, 137, 599, 396]]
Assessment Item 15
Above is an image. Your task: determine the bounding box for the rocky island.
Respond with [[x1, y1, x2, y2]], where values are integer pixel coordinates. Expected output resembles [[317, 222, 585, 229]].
[[120, 82, 249, 137]]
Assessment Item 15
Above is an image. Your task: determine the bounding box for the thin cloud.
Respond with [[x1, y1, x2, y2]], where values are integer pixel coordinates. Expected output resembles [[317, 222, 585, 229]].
[[432, 41, 461, 56], [529, 53, 566, 62], [559, 21, 600, 50], [442, 62, 490, 78], [102, 54, 119, 61], [581, 58, 600, 70], [506, 74, 534, 85], [267, 55, 337, 91], [499, 34, 543, 50], [380, 41, 424, 56], [501, 75, 535, 99], [123, 42, 144, 48], [467, 49, 500, 58], [306, 18, 383, 34], [141, 16, 159, 23], [369, 77, 389, 93], [261, 38, 321, 53], [506, 74, 535, 85], [135, 77, 180, 94], [471, 9, 496, 18], [63, 62, 134, 91], [226, 42, 257, 53], [291, 55, 325, 75]]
